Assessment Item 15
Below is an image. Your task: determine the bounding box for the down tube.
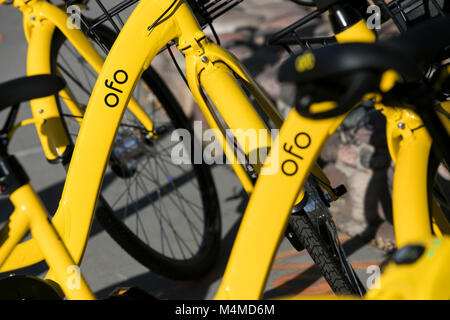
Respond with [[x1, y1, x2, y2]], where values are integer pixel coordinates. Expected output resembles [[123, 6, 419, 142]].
[[215, 108, 347, 300], [49, 0, 181, 266]]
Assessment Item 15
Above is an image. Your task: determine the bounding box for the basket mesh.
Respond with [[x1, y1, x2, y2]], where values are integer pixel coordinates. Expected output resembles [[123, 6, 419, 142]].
[[267, 0, 449, 54], [62, 0, 244, 52]]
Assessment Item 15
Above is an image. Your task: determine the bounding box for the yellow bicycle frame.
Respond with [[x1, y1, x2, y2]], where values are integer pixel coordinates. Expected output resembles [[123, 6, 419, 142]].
[[1, 0, 447, 299], [215, 19, 449, 299], [0, 183, 95, 299], [365, 236, 450, 299], [8, 0, 155, 162], [0, 0, 146, 262], [1, 0, 333, 277], [0, 0, 323, 298]]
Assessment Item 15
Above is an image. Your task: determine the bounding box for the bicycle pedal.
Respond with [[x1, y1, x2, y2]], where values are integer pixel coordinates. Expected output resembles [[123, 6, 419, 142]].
[[106, 286, 157, 300]]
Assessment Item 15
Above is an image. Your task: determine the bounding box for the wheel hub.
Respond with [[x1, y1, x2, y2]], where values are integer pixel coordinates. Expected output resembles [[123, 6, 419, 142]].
[[110, 128, 151, 179]]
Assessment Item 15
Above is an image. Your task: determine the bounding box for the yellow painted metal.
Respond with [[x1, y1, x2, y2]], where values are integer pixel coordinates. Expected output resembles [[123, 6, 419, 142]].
[[380, 70, 403, 93], [332, 23, 434, 244], [366, 237, 450, 300], [0, 198, 31, 270], [214, 14, 442, 299], [242, 79, 284, 130], [19, 0, 155, 161], [184, 39, 268, 192], [57, 88, 84, 124], [194, 41, 285, 129], [47, 0, 181, 268], [0, 0, 384, 299], [0, 185, 95, 299], [19, 0, 104, 160], [24, 1, 104, 72], [182, 27, 329, 197], [431, 198, 450, 236], [26, 20, 70, 161], [0, 183, 45, 271], [286, 237, 450, 300], [0, 0, 243, 273], [379, 106, 402, 164], [309, 101, 337, 114], [0, 0, 162, 272], [376, 104, 435, 246], [37, 0, 304, 296], [200, 62, 271, 172], [306, 19, 376, 198], [334, 19, 377, 43], [7, 118, 39, 140], [21, 0, 329, 200], [214, 20, 378, 300], [185, 64, 255, 192], [215, 107, 347, 299], [431, 101, 450, 236], [438, 101, 450, 135], [30, 221, 94, 298], [40, 0, 155, 132], [393, 118, 433, 246]]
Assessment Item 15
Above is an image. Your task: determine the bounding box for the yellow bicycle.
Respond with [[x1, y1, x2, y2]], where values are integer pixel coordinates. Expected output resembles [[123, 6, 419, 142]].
[[0, 0, 367, 298], [0, 0, 448, 300], [216, 1, 450, 299], [1, 0, 224, 281]]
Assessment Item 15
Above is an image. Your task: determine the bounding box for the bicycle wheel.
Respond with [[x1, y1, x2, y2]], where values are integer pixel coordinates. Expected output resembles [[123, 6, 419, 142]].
[[50, 26, 222, 280], [286, 177, 365, 296]]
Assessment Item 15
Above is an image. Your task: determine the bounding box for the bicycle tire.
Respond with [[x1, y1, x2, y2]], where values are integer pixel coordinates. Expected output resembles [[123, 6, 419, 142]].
[[50, 25, 222, 280], [287, 178, 365, 296], [288, 214, 359, 295]]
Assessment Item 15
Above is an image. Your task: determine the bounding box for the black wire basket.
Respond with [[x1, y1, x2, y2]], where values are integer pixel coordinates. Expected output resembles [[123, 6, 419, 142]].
[[63, 0, 244, 52], [267, 0, 450, 54], [376, 0, 450, 32], [186, 0, 245, 28]]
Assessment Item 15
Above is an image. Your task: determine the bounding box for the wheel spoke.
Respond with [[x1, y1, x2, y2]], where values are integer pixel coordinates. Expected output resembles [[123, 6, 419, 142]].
[[53, 29, 218, 271]]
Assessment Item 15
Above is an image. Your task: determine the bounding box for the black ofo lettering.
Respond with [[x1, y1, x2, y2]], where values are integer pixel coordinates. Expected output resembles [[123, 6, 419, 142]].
[[104, 69, 128, 108], [283, 143, 303, 160], [105, 93, 119, 107], [281, 159, 298, 176], [114, 70, 128, 84], [105, 79, 123, 93], [294, 132, 311, 149]]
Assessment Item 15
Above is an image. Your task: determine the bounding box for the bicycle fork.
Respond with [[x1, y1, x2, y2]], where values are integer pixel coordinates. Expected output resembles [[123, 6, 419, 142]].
[[182, 36, 337, 201], [19, 0, 157, 163], [183, 38, 276, 192]]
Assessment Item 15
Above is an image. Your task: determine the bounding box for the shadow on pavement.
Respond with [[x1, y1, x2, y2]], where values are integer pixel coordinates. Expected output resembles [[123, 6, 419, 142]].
[[263, 234, 374, 299], [95, 209, 244, 299]]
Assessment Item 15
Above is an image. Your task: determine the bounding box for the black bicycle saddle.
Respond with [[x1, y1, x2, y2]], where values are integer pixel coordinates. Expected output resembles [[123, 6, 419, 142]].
[[279, 16, 450, 85], [0, 74, 66, 111]]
